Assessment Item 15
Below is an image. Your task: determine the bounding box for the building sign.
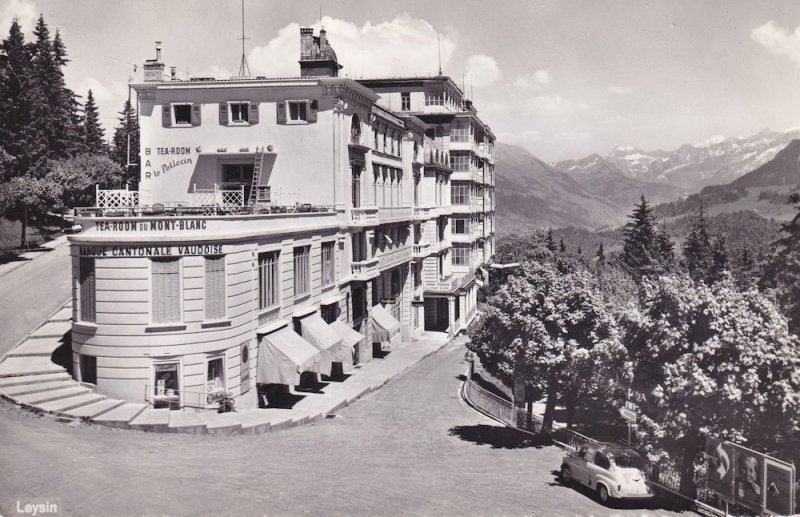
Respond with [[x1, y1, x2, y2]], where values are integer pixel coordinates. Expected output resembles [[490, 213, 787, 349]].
[[733, 444, 764, 510], [142, 146, 195, 180], [95, 219, 208, 232], [706, 437, 735, 501], [764, 457, 795, 516], [240, 341, 250, 394], [79, 244, 223, 257]]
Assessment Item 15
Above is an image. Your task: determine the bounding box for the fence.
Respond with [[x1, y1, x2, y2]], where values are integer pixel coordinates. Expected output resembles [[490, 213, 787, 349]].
[[96, 185, 139, 208], [462, 374, 733, 516]]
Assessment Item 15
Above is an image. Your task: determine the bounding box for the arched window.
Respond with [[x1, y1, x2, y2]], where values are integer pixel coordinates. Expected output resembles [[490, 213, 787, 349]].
[[351, 114, 361, 144]]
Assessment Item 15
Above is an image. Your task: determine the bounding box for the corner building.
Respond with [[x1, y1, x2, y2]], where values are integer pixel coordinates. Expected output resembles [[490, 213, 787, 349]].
[[68, 28, 496, 410]]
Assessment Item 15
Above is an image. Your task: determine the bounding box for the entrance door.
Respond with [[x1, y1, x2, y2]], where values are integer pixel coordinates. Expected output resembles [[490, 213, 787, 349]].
[[222, 164, 255, 201], [424, 298, 449, 332], [153, 361, 181, 409], [80, 354, 97, 385]]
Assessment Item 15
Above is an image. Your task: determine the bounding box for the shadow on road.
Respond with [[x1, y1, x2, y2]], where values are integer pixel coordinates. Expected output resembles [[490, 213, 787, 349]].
[[548, 469, 695, 513], [0, 252, 31, 266], [449, 424, 549, 449], [50, 331, 73, 375]]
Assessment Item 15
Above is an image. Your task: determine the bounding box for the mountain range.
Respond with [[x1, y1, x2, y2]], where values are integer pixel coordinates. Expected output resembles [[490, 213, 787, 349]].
[[494, 128, 800, 237]]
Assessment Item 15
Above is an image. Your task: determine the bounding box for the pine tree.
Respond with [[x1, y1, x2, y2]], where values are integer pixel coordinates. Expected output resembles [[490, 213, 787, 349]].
[[596, 242, 606, 265], [761, 190, 800, 334], [83, 90, 105, 154], [656, 224, 675, 268], [682, 204, 713, 282], [559, 238, 566, 253], [708, 234, 729, 284], [577, 245, 582, 256], [621, 195, 662, 279], [545, 228, 557, 252], [111, 98, 140, 185]]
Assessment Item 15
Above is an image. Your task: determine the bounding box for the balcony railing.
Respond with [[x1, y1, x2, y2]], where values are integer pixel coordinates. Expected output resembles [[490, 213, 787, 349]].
[[350, 206, 379, 226], [377, 206, 413, 224], [376, 245, 413, 270], [413, 242, 432, 258], [413, 207, 434, 220], [351, 257, 379, 281], [193, 184, 245, 208], [423, 273, 470, 293], [96, 185, 139, 209]]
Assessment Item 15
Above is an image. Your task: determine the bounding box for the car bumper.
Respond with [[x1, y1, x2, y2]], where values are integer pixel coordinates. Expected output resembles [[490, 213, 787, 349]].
[[612, 490, 654, 499]]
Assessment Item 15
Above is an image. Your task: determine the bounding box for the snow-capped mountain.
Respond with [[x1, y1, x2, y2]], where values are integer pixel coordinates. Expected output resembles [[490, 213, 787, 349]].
[[586, 127, 800, 190]]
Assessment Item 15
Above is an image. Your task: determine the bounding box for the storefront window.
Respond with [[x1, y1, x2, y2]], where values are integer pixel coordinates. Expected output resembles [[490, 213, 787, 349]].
[[206, 356, 225, 404], [154, 362, 179, 398]]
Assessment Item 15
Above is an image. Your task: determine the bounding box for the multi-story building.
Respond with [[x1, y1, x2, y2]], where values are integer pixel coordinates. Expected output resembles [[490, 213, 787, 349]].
[[67, 28, 495, 411]]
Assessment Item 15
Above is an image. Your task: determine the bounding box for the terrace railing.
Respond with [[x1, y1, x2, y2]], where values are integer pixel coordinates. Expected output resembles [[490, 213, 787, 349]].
[[96, 185, 139, 209]]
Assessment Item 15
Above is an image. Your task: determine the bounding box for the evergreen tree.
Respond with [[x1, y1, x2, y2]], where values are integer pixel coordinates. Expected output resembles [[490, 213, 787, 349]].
[[545, 228, 557, 252], [577, 245, 582, 256], [621, 196, 663, 279], [559, 237, 566, 253], [111, 99, 140, 185], [708, 234, 729, 284], [656, 224, 675, 269], [83, 90, 105, 154], [761, 191, 800, 334], [682, 204, 713, 282], [596, 242, 606, 265]]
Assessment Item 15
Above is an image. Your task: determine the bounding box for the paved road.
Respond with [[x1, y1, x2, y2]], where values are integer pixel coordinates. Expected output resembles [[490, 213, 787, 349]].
[[0, 338, 692, 516], [0, 240, 71, 357]]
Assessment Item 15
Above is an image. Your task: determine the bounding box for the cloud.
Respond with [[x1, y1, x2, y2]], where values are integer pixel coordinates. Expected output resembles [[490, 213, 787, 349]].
[[464, 54, 502, 87], [514, 70, 553, 89], [0, 0, 38, 35], [194, 65, 232, 79], [248, 15, 456, 79], [495, 129, 542, 146], [526, 95, 588, 115], [751, 21, 800, 65], [607, 85, 632, 95], [555, 131, 591, 141]]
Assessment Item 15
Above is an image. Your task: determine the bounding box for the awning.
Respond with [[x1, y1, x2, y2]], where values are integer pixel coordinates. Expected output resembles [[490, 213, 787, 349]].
[[299, 314, 343, 374], [329, 320, 365, 369], [257, 326, 326, 385], [371, 304, 400, 342]]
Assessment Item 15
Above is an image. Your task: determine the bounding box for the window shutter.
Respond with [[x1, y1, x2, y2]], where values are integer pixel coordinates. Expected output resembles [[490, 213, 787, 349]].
[[218, 103, 228, 126], [191, 103, 202, 126], [162, 106, 171, 127], [276, 102, 286, 124], [205, 256, 225, 319], [249, 102, 259, 125], [308, 100, 318, 123], [153, 258, 180, 323]]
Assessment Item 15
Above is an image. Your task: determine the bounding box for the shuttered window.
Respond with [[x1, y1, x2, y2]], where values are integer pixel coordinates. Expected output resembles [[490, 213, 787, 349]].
[[79, 257, 96, 323], [321, 242, 335, 287], [258, 251, 280, 309], [205, 256, 225, 320], [293, 246, 310, 296], [152, 258, 181, 323]]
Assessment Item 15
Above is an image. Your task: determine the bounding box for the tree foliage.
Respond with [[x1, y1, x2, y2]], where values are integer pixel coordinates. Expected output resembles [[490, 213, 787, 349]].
[[762, 190, 800, 334], [620, 275, 800, 496], [82, 89, 105, 154], [621, 196, 674, 279], [111, 98, 140, 185]]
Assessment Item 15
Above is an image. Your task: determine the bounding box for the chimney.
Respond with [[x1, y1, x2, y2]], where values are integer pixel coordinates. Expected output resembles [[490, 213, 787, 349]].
[[300, 27, 314, 60], [170, 66, 176, 80], [143, 41, 165, 82]]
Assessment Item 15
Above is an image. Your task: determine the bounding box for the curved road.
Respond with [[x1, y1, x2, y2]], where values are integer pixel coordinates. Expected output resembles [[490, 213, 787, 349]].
[[0, 338, 691, 516]]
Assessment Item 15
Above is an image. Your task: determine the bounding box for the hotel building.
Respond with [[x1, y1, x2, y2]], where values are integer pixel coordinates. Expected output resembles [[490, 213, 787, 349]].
[[68, 28, 495, 410]]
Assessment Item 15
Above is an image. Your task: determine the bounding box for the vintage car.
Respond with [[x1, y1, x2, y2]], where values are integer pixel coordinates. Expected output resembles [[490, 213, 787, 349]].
[[560, 443, 654, 504]]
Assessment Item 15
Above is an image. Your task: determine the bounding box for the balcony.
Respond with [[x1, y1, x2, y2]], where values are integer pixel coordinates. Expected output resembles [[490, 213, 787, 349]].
[[351, 257, 380, 281], [413, 207, 434, 221], [350, 206, 379, 226], [192, 184, 245, 209], [377, 206, 413, 224], [423, 272, 472, 293], [413, 242, 432, 259], [376, 245, 413, 271]]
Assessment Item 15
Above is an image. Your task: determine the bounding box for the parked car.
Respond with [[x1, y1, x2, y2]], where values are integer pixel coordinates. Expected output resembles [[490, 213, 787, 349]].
[[560, 443, 654, 504]]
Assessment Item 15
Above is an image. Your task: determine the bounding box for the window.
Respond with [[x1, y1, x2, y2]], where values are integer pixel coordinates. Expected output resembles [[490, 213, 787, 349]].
[[153, 361, 180, 399], [451, 184, 470, 205], [451, 121, 470, 142], [351, 167, 361, 208], [351, 114, 361, 144], [452, 246, 470, 266], [352, 232, 367, 262], [293, 245, 311, 296], [152, 258, 180, 324], [79, 257, 96, 322], [321, 241, 335, 287], [206, 356, 225, 400], [204, 256, 225, 320], [352, 285, 366, 321], [401, 92, 411, 111], [229, 102, 249, 123], [453, 218, 469, 234], [258, 251, 280, 309], [594, 452, 611, 470], [288, 101, 308, 121], [451, 153, 470, 172], [173, 104, 192, 125], [80, 354, 97, 384]]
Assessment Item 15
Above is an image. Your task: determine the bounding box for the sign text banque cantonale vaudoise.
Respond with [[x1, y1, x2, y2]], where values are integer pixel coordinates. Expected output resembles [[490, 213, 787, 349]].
[[79, 244, 224, 257]]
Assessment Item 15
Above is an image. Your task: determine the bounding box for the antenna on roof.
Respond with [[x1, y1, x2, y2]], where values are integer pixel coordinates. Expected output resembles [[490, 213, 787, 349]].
[[437, 34, 442, 76], [237, 0, 251, 77]]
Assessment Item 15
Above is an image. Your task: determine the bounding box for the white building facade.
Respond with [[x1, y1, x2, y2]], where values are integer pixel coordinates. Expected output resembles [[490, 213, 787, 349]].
[[67, 29, 495, 410]]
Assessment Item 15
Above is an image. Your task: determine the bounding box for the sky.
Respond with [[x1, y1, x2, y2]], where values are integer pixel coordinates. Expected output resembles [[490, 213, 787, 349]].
[[3, 0, 800, 162]]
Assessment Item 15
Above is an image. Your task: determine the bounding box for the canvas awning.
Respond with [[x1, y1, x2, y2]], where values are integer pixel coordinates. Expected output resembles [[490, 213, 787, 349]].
[[329, 320, 365, 369], [299, 314, 343, 374], [371, 304, 400, 342], [257, 326, 326, 385]]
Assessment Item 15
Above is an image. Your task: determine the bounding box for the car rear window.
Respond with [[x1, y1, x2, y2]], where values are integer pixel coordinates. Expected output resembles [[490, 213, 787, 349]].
[[612, 454, 645, 469]]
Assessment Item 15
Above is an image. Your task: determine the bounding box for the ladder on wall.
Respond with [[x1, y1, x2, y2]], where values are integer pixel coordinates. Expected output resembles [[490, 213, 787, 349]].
[[248, 147, 265, 207]]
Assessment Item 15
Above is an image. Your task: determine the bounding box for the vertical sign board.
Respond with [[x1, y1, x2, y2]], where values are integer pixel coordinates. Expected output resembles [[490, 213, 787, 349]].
[[240, 341, 250, 395], [706, 437, 735, 502], [732, 444, 765, 512], [763, 457, 795, 516]]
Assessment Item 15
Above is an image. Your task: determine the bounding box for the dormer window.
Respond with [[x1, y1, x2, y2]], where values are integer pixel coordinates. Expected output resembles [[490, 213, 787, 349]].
[[229, 102, 250, 124]]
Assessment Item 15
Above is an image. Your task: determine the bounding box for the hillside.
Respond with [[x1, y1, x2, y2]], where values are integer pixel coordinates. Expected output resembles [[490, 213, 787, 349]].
[[494, 143, 623, 235], [730, 139, 800, 188]]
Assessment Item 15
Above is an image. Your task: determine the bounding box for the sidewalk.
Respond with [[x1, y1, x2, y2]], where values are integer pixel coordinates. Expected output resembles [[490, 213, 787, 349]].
[[0, 302, 451, 435], [0, 234, 69, 279]]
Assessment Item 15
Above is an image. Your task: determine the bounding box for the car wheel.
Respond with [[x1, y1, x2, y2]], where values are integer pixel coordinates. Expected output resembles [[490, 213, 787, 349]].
[[560, 466, 572, 484], [595, 484, 610, 504]]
